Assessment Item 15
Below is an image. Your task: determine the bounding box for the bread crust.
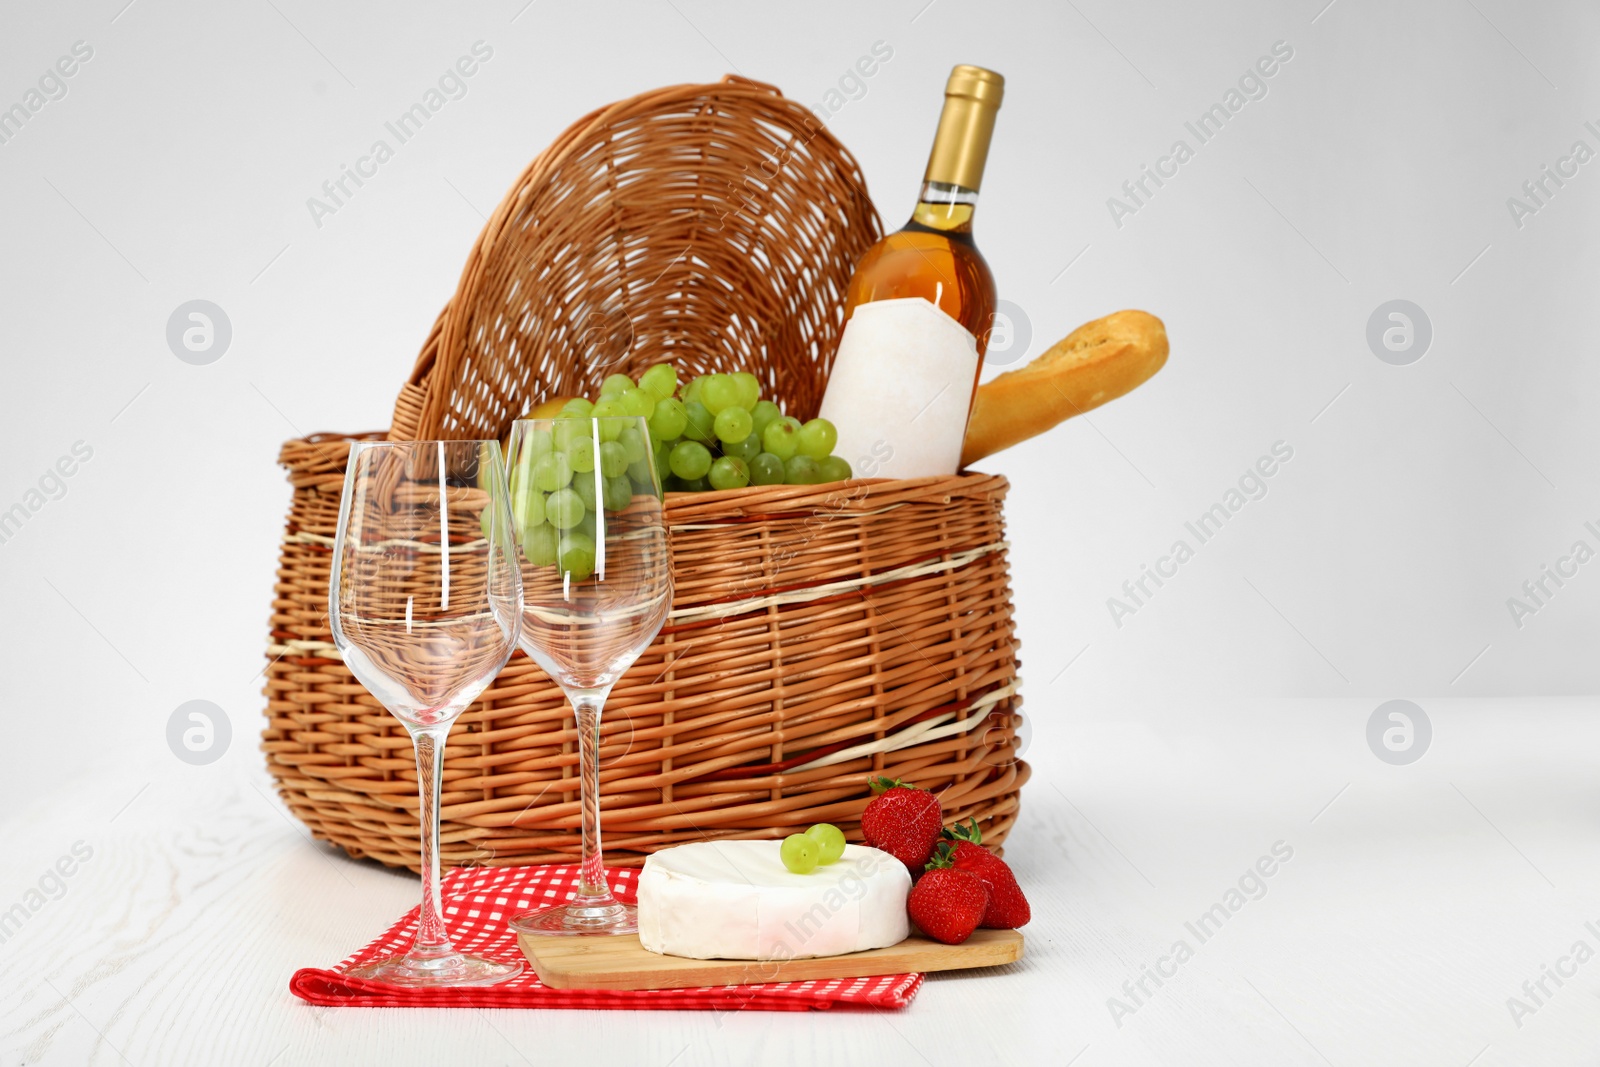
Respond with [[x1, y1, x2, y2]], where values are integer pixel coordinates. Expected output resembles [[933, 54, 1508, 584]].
[[961, 309, 1168, 467]]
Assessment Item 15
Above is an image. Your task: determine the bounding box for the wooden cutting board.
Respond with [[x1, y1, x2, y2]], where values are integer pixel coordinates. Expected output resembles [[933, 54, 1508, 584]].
[[518, 929, 1023, 991]]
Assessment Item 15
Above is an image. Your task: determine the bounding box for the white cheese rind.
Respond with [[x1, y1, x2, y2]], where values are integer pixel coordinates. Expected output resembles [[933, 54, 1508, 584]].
[[637, 840, 911, 960]]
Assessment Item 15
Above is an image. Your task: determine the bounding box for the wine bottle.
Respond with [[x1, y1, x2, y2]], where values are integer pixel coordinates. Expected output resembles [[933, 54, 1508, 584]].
[[819, 64, 1003, 479]]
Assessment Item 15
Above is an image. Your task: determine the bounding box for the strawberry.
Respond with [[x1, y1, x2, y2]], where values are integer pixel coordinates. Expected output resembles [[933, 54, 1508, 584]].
[[860, 777, 943, 874], [906, 867, 989, 945], [936, 819, 1030, 929]]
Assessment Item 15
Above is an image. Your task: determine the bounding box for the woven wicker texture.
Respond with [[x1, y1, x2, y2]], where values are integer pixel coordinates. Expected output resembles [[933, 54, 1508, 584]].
[[392, 75, 880, 442], [263, 76, 1028, 871]]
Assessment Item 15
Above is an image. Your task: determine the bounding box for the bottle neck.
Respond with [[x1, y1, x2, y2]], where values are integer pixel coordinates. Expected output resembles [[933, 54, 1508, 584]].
[[910, 181, 978, 233], [920, 78, 999, 204]]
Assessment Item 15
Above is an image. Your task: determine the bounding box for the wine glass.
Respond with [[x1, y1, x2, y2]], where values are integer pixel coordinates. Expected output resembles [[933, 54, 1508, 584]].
[[329, 440, 525, 986], [504, 416, 673, 936]]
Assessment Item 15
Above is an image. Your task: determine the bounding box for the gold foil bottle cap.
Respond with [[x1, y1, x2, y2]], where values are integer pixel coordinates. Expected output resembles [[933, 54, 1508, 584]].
[[945, 64, 1005, 108], [923, 64, 1004, 192]]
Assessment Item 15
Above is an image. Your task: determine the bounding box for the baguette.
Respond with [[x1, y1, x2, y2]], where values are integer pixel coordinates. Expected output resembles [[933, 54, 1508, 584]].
[[961, 309, 1168, 467]]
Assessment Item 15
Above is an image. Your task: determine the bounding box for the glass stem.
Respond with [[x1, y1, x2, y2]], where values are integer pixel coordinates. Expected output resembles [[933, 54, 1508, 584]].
[[408, 722, 458, 960], [570, 688, 615, 905]]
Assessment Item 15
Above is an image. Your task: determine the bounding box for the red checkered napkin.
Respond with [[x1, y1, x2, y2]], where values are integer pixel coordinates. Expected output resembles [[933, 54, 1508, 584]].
[[290, 863, 922, 1010]]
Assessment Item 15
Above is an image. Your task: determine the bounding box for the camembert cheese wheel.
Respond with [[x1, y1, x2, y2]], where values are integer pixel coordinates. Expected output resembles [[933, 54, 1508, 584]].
[[637, 840, 911, 960]]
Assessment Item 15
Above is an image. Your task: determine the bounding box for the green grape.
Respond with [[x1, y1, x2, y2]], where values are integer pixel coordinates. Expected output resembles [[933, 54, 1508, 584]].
[[640, 362, 679, 401], [684, 376, 705, 404], [560, 398, 594, 417], [508, 453, 533, 504], [599, 441, 629, 478], [708, 456, 750, 490], [559, 530, 597, 581], [618, 426, 648, 464], [511, 485, 546, 530], [683, 401, 717, 445], [731, 371, 761, 410], [599, 373, 634, 397], [784, 455, 820, 485], [603, 474, 633, 511], [700, 373, 740, 415], [804, 823, 846, 865], [628, 457, 655, 489], [572, 475, 598, 512], [780, 833, 820, 874], [678, 476, 709, 492], [669, 440, 713, 480], [480, 507, 496, 543], [649, 397, 688, 441], [590, 398, 628, 441], [750, 452, 785, 485], [523, 522, 559, 566], [723, 433, 761, 462], [818, 455, 852, 483], [552, 413, 594, 450], [762, 416, 801, 460], [750, 399, 781, 438], [797, 418, 837, 459], [713, 406, 753, 444], [533, 452, 573, 492], [653, 441, 675, 482], [545, 487, 586, 529], [524, 511, 556, 547], [519, 428, 556, 461], [566, 434, 596, 473], [619, 387, 655, 418]]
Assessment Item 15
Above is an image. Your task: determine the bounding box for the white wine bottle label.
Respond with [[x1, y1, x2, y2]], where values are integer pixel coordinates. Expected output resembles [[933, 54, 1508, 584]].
[[819, 297, 979, 479]]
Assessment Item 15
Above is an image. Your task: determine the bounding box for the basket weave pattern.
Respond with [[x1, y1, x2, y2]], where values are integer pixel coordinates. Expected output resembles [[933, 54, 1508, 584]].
[[262, 76, 1028, 870]]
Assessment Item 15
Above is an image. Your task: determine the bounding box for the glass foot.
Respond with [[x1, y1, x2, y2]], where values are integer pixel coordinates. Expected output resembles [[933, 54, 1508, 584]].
[[510, 900, 638, 936], [346, 951, 523, 988]]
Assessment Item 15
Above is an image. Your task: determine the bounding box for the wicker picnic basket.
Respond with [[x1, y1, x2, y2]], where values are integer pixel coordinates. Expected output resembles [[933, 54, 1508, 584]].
[[262, 75, 1028, 871]]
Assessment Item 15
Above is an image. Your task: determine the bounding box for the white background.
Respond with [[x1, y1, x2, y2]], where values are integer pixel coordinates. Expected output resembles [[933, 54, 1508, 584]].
[[2, 1, 1598, 1064]]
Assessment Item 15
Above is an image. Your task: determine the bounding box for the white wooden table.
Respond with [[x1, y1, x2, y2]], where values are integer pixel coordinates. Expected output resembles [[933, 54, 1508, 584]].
[[4, 697, 1597, 1066]]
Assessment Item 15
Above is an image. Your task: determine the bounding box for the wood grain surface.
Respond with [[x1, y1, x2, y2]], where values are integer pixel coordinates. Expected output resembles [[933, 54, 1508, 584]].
[[518, 929, 1024, 990], [7, 699, 1600, 1066]]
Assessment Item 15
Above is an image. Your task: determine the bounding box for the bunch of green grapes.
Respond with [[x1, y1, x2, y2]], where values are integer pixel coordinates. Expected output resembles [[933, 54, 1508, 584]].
[[500, 412, 658, 582], [567, 363, 850, 492]]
